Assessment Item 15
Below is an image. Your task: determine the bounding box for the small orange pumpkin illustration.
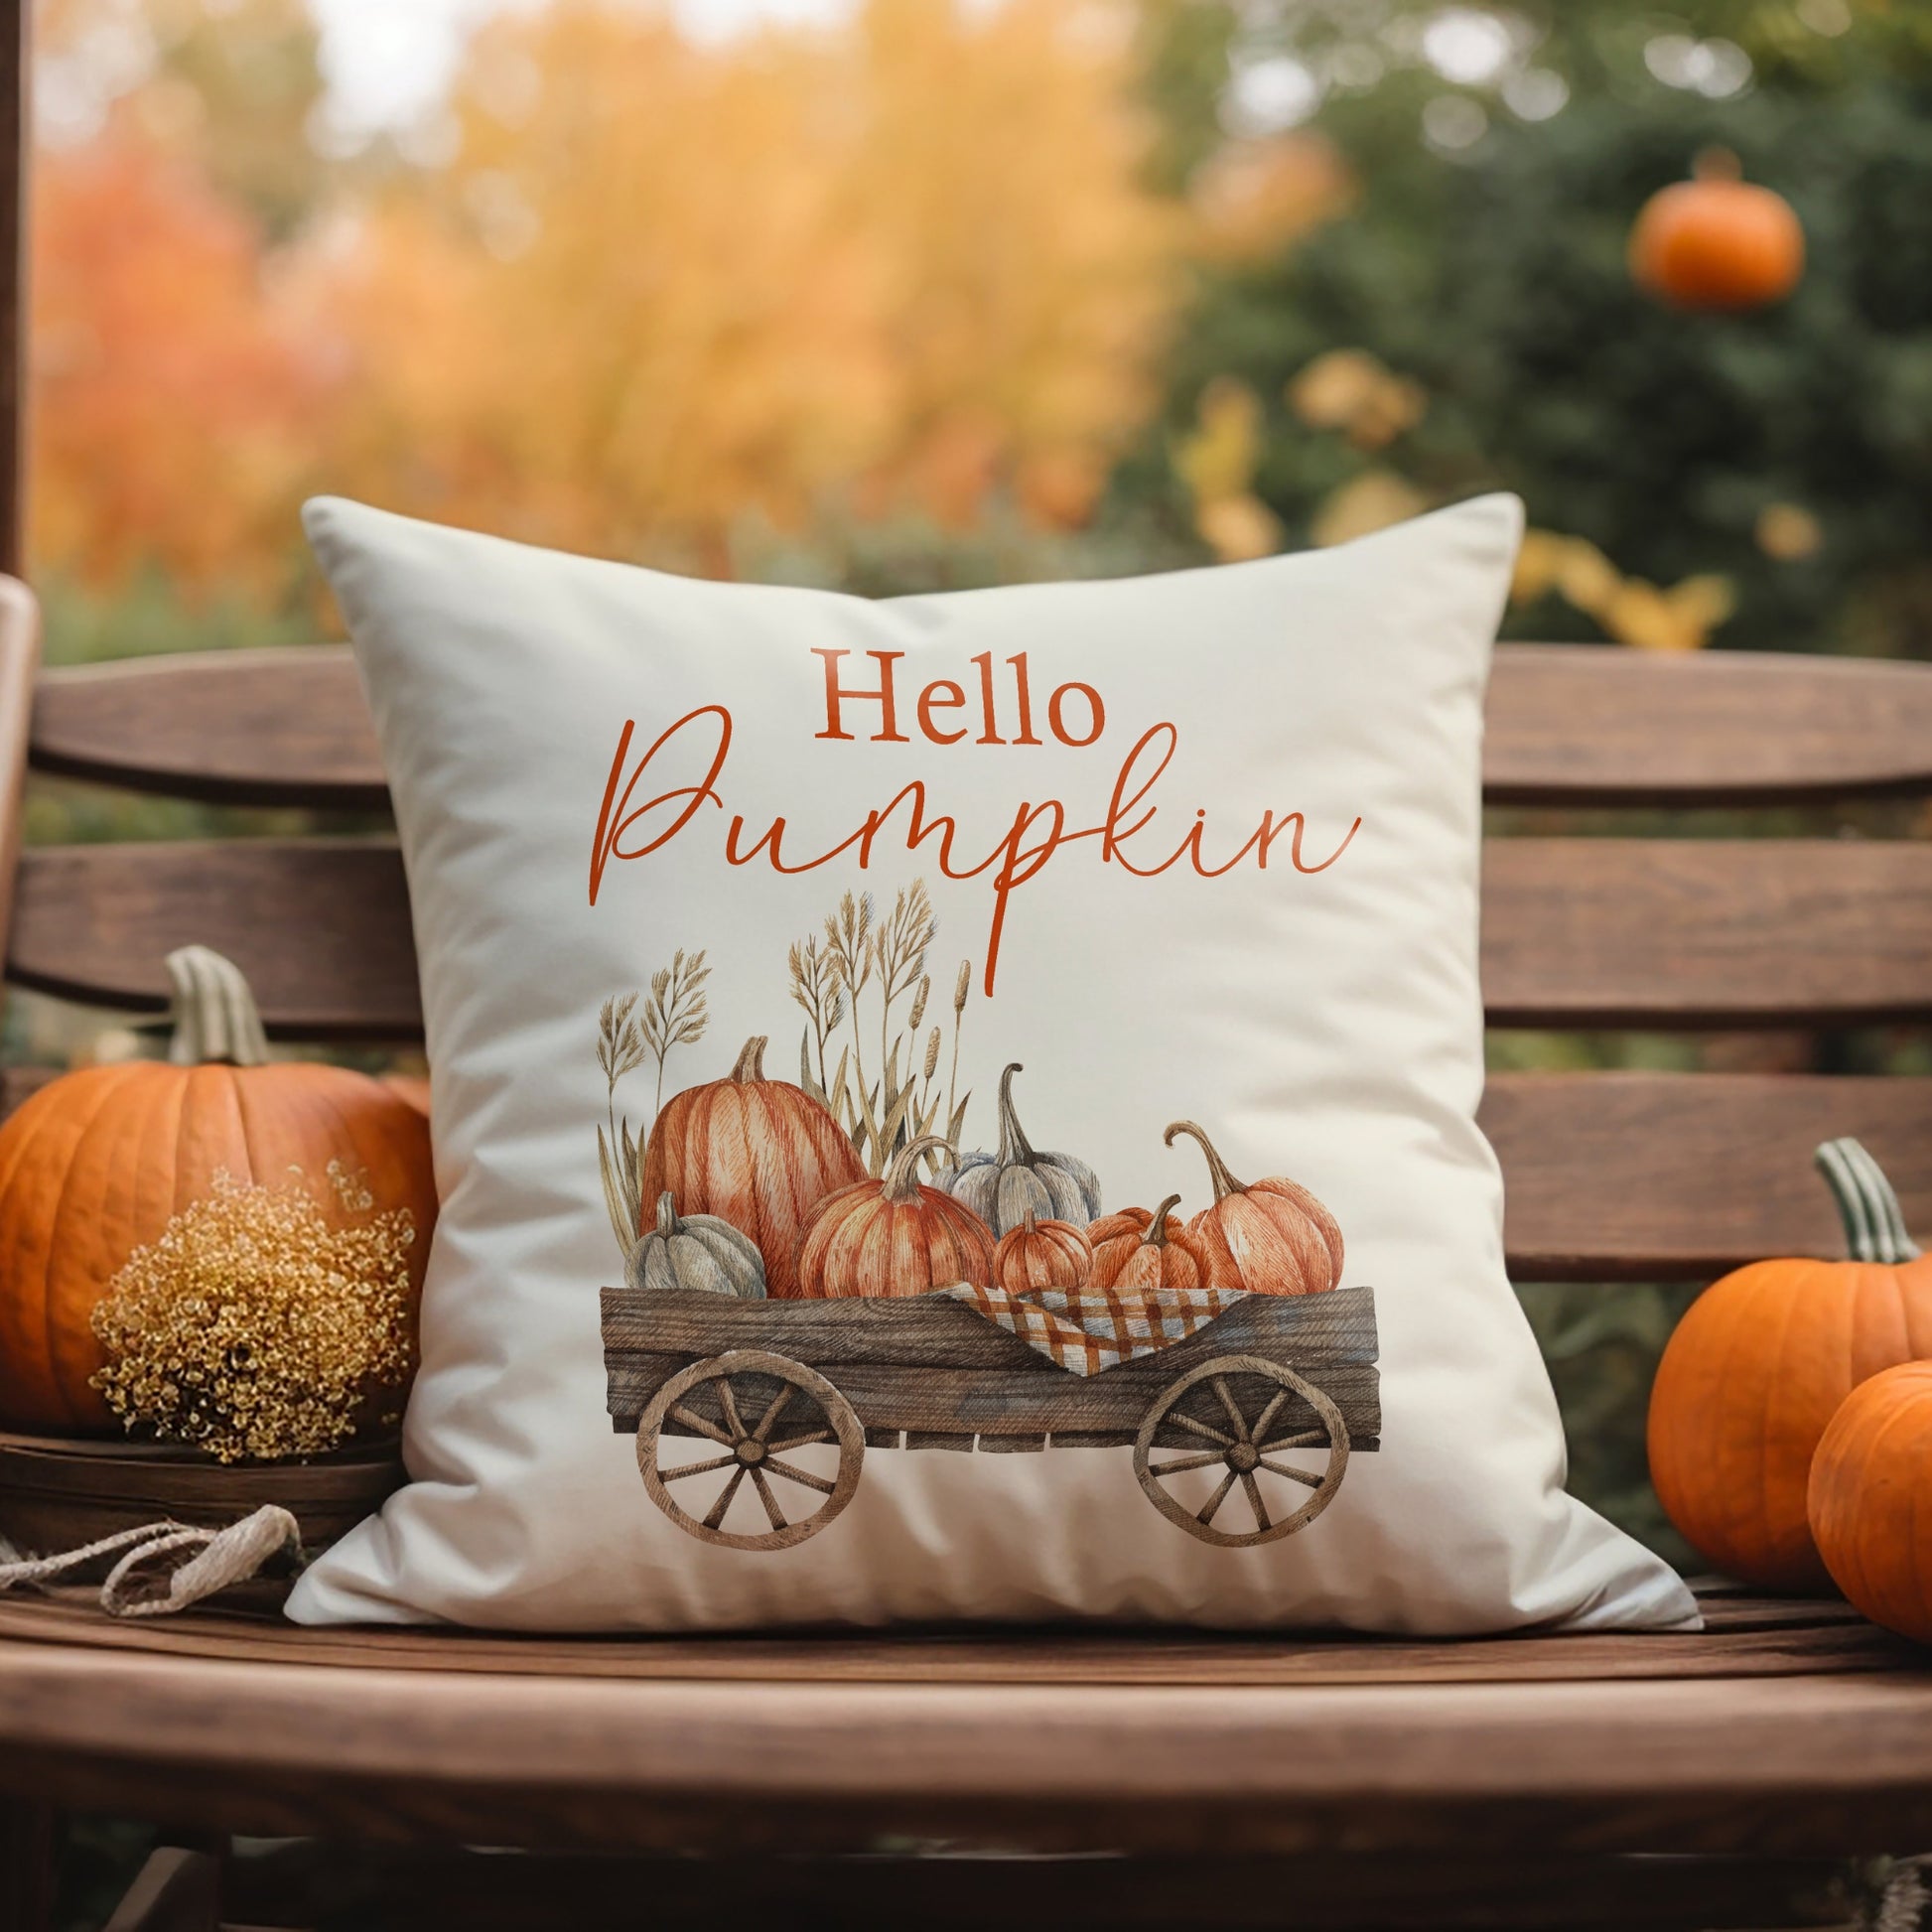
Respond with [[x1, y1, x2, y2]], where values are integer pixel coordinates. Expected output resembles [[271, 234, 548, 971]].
[[1088, 1194, 1207, 1292], [993, 1214, 1092, 1293], [794, 1135, 997, 1299], [1164, 1121, 1342, 1297]]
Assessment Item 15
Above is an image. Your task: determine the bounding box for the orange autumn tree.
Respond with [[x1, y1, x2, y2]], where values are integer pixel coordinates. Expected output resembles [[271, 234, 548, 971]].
[[30, 122, 328, 599], [311, 0, 1183, 568]]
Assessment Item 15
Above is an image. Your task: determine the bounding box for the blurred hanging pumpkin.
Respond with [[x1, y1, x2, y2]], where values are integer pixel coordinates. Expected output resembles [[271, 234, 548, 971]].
[[1649, 1138, 1932, 1592], [1808, 1361, 1932, 1642], [1629, 150, 1804, 312], [936, 1063, 1100, 1235], [1164, 1122, 1342, 1297], [640, 1035, 863, 1299], [993, 1214, 1091, 1294], [0, 947, 437, 1433], [1088, 1194, 1207, 1292], [626, 1191, 766, 1300], [795, 1135, 996, 1299]]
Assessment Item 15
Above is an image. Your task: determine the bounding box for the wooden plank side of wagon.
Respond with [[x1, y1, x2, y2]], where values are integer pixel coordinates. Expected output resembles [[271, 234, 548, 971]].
[[603, 1287, 1381, 1451]]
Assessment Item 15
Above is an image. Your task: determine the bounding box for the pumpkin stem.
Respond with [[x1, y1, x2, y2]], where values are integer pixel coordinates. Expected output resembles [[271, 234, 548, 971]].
[[1146, 1193, 1182, 1250], [1693, 146, 1743, 183], [1164, 1120, 1245, 1202], [996, 1062, 1035, 1165], [166, 946, 270, 1068], [730, 1036, 767, 1083], [883, 1133, 954, 1204], [1816, 1139, 1922, 1264], [654, 1191, 678, 1240]]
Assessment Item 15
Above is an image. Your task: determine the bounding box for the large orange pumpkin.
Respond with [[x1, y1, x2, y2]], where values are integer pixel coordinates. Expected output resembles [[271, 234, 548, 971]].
[[1809, 1362, 1932, 1643], [1088, 1193, 1207, 1292], [0, 947, 438, 1433], [1163, 1121, 1342, 1296], [1629, 149, 1804, 312], [796, 1134, 996, 1299], [1649, 1137, 1932, 1593], [993, 1214, 1091, 1293], [640, 1035, 863, 1299]]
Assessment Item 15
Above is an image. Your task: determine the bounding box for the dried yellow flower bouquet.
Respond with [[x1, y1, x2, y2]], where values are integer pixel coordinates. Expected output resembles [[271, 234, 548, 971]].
[[89, 1165, 418, 1464]]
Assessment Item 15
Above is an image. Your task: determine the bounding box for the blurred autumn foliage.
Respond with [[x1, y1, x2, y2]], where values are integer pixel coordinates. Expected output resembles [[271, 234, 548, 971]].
[[31, 0, 1194, 595]]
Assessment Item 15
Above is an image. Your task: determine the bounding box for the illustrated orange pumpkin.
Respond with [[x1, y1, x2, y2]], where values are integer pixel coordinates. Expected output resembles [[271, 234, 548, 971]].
[[1088, 1193, 1207, 1292], [795, 1134, 996, 1299], [1163, 1121, 1342, 1296], [0, 947, 438, 1434], [1808, 1361, 1932, 1642], [1648, 1137, 1932, 1592], [640, 1034, 864, 1300], [1629, 149, 1804, 312], [993, 1213, 1091, 1293]]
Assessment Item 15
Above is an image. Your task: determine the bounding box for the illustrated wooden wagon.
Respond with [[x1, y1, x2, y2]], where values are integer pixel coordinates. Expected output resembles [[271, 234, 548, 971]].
[[601, 1284, 1379, 1552]]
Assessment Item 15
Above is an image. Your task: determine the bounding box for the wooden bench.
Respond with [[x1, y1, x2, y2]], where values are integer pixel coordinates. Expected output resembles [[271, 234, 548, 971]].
[[2, 578, 1932, 1930]]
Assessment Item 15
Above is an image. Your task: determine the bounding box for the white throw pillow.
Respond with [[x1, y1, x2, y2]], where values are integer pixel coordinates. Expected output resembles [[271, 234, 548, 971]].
[[291, 492, 1694, 1634]]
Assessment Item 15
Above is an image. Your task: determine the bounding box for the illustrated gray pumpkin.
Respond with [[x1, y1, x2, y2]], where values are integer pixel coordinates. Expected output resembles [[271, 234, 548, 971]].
[[626, 1191, 767, 1299], [936, 1062, 1100, 1236]]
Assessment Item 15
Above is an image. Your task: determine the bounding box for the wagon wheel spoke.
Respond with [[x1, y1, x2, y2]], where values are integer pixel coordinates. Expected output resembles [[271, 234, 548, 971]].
[[702, 1466, 747, 1531], [1259, 1428, 1325, 1454], [763, 1456, 837, 1496], [1147, 1449, 1228, 1477], [1196, 1469, 1238, 1527], [1251, 1388, 1292, 1446], [1172, 1413, 1235, 1448], [657, 1452, 739, 1482], [714, 1376, 749, 1441], [765, 1429, 835, 1455], [749, 1466, 788, 1532], [670, 1403, 735, 1448], [1258, 1456, 1327, 1489], [754, 1385, 794, 1442], [1210, 1376, 1250, 1443], [1240, 1470, 1272, 1534]]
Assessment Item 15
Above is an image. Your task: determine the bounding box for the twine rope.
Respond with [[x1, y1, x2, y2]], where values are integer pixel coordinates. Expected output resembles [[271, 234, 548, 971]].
[[0, 1505, 299, 1616]]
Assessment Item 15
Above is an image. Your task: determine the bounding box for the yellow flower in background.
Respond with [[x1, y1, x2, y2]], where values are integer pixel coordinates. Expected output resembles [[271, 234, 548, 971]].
[[1310, 470, 1430, 548], [1515, 529, 1735, 651], [1189, 135, 1354, 265], [1756, 502, 1825, 561], [1287, 348, 1428, 451], [1173, 378, 1282, 561]]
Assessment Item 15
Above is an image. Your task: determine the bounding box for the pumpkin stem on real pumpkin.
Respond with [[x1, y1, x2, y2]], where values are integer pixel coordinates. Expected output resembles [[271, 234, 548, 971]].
[[166, 946, 270, 1068], [654, 1191, 678, 1241], [1693, 146, 1743, 183], [730, 1036, 768, 1083], [1816, 1138, 1922, 1264], [1164, 1121, 1245, 1202], [1146, 1193, 1182, 1250], [883, 1133, 954, 1204], [996, 1062, 1035, 1165]]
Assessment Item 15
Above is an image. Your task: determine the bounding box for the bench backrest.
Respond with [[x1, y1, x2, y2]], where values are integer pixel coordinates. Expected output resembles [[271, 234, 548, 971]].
[[2, 584, 1930, 1283]]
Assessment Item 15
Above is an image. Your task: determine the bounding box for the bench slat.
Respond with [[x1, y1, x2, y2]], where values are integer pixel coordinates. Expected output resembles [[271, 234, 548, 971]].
[[30, 643, 1932, 810], [1484, 1072, 1932, 1280], [13, 838, 1932, 1036]]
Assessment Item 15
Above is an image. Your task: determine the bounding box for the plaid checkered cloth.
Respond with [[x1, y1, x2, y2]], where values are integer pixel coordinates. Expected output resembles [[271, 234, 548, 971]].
[[941, 1282, 1248, 1376]]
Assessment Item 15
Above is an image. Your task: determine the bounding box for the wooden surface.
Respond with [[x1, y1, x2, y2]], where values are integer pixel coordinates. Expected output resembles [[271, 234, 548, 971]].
[[0, 1432, 403, 1561], [0, 579, 36, 987], [1483, 1071, 1932, 1280], [0, 1594, 1929, 1854], [15, 835, 1932, 1040], [31, 641, 1932, 810]]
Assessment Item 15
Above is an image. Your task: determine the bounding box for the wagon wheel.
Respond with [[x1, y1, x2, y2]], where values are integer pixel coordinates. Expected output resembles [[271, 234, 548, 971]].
[[1134, 1353, 1349, 1549], [636, 1350, 864, 1552]]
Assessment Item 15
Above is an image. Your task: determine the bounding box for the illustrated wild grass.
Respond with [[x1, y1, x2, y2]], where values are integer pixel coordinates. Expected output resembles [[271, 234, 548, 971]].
[[791, 879, 972, 1176], [597, 951, 709, 1262]]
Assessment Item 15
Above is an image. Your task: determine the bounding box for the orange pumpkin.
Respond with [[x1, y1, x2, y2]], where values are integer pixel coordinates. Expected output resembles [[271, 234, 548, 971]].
[[796, 1134, 996, 1299], [1629, 149, 1804, 312], [1809, 1362, 1932, 1643], [1163, 1121, 1342, 1296], [1088, 1193, 1206, 1292], [993, 1213, 1091, 1293], [1649, 1137, 1932, 1593], [0, 947, 438, 1433], [640, 1035, 864, 1300]]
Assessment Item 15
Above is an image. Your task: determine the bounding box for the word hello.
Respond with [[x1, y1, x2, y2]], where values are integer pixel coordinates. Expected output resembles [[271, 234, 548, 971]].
[[590, 649, 1362, 995], [815, 650, 1104, 749]]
